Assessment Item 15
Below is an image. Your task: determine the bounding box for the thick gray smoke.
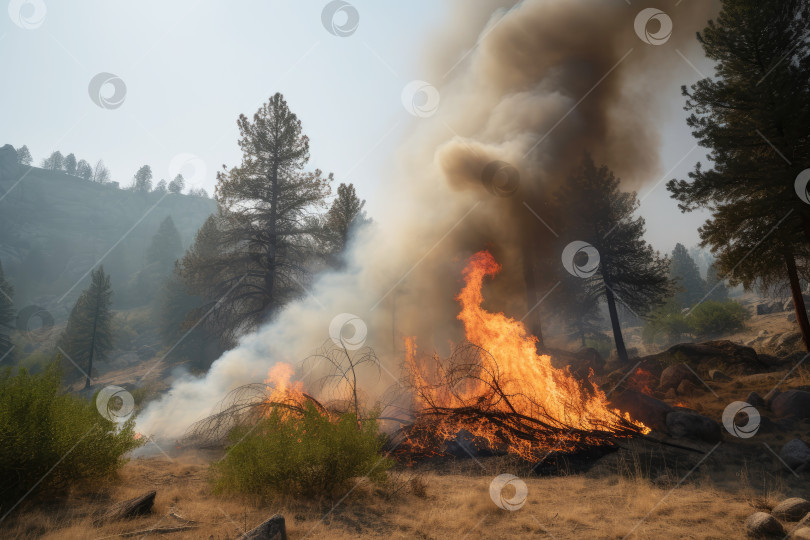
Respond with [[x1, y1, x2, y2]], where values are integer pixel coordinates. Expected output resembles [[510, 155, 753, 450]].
[[138, 0, 718, 440]]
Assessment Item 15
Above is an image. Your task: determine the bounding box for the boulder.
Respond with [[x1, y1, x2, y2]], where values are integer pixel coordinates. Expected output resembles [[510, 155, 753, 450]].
[[660, 364, 701, 391], [244, 515, 287, 540], [643, 341, 764, 377], [772, 498, 810, 522], [609, 389, 673, 433], [94, 491, 156, 524], [665, 411, 722, 443], [764, 389, 782, 408], [780, 439, 810, 470], [746, 391, 766, 409], [709, 369, 732, 382], [745, 512, 785, 538], [771, 390, 810, 420], [677, 379, 699, 396]]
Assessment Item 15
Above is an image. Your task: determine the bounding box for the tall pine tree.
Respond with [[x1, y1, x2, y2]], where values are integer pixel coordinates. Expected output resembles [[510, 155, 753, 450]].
[[667, 0, 810, 349], [147, 216, 183, 272], [669, 243, 707, 308], [59, 267, 114, 388], [555, 155, 671, 364]]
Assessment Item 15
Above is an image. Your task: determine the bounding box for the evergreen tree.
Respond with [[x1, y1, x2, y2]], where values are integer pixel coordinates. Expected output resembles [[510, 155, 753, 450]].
[[168, 174, 185, 194], [705, 262, 729, 302], [76, 159, 93, 181], [59, 267, 114, 389], [324, 182, 368, 255], [180, 93, 331, 343], [132, 165, 153, 192], [555, 155, 670, 364], [147, 216, 183, 272], [669, 243, 707, 308], [93, 160, 111, 183], [64, 153, 77, 175], [15, 145, 32, 166], [667, 0, 810, 349], [0, 261, 14, 362], [41, 151, 64, 171], [155, 179, 167, 193]]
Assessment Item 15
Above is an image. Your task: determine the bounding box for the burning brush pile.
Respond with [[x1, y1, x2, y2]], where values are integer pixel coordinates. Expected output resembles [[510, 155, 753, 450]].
[[185, 251, 648, 463]]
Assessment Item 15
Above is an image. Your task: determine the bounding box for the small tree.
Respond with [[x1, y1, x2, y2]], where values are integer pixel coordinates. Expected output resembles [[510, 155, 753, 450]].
[[64, 153, 77, 175], [59, 267, 114, 389], [670, 243, 707, 308], [147, 216, 183, 272], [555, 155, 671, 364], [132, 165, 153, 192], [168, 174, 185, 194], [41, 151, 64, 171], [154, 179, 167, 193], [76, 159, 93, 181], [93, 160, 111, 183], [15, 145, 32, 166], [324, 183, 368, 253]]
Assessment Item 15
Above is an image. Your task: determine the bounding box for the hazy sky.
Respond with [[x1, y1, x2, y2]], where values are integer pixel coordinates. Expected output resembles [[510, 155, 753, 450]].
[[0, 0, 711, 254]]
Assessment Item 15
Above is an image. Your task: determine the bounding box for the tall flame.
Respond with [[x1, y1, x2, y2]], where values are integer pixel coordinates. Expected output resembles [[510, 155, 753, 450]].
[[405, 250, 647, 458]]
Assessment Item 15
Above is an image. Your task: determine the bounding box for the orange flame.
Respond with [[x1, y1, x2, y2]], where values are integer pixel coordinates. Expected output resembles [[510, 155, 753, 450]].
[[264, 362, 305, 412], [406, 251, 647, 457]]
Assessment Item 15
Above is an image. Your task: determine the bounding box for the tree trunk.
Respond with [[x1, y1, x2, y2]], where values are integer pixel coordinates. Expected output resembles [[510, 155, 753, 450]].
[[521, 238, 545, 348], [784, 251, 810, 351], [265, 162, 279, 308], [85, 299, 99, 389], [603, 282, 629, 364]]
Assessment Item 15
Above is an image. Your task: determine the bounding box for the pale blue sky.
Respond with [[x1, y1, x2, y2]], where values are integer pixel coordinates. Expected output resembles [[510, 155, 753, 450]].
[[0, 0, 710, 254]]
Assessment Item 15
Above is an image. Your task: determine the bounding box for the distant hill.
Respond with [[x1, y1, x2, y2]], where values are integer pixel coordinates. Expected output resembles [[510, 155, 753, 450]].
[[0, 147, 216, 312]]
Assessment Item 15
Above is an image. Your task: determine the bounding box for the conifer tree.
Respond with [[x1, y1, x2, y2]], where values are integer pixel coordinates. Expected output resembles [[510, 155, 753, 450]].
[[669, 243, 707, 308]]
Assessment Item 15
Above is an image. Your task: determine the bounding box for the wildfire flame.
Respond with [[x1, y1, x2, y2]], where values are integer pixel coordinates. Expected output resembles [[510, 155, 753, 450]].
[[263, 362, 306, 415], [404, 250, 648, 458]]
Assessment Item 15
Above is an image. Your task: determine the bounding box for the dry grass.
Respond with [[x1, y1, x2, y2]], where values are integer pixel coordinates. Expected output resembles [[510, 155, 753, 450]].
[[2, 439, 803, 540]]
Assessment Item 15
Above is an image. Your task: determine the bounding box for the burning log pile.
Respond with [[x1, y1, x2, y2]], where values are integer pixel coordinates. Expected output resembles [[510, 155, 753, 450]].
[[184, 251, 650, 462]]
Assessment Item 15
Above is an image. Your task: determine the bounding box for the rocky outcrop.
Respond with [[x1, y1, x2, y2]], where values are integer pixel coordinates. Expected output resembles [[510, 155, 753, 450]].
[[745, 512, 785, 538], [771, 498, 810, 522], [244, 515, 287, 540], [780, 439, 810, 471], [770, 390, 810, 420]]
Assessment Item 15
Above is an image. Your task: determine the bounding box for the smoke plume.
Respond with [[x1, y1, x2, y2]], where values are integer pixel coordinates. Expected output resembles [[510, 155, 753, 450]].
[[138, 0, 718, 440]]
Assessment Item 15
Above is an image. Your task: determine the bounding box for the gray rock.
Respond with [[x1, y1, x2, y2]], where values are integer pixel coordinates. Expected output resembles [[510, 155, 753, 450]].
[[745, 512, 785, 538], [609, 389, 673, 433], [244, 514, 287, 540], [665, 411, 722, 443], [746, 391, 766, 408], [709, 369, 732, 382], [771, 390, 810, 420], [780, 439, 810, 470], [660, 364, 701, 391], [772, 498, 810, 521]]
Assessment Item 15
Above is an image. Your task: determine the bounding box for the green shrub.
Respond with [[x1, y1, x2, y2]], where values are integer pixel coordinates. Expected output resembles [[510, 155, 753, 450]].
[[688, 300, 749, 338], [0, 363, 142, 508], [211, 403, 393, 498], [642, 309, 691, 345]]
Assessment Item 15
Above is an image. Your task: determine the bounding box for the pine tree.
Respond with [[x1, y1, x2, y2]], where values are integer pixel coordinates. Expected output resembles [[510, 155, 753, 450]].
[[41, 151, 64, 171], [555, 155, 671, 364], [76, 159, 93, 181], [182, 93, 331, 343], [666, 0, 810, 349], [323, 182, 369, 259], [705, 262, 729, 302], [168, 174, 185, 194], [59, 267, 114, 388], [64, 153, 77, 175], [669, 243, 707, 308], [132, 165, 153, 192], [155, 179, 167, 193], [15, 145, 32, 166], [147, 216, 183, 272], [0, 261, 14, 362]]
